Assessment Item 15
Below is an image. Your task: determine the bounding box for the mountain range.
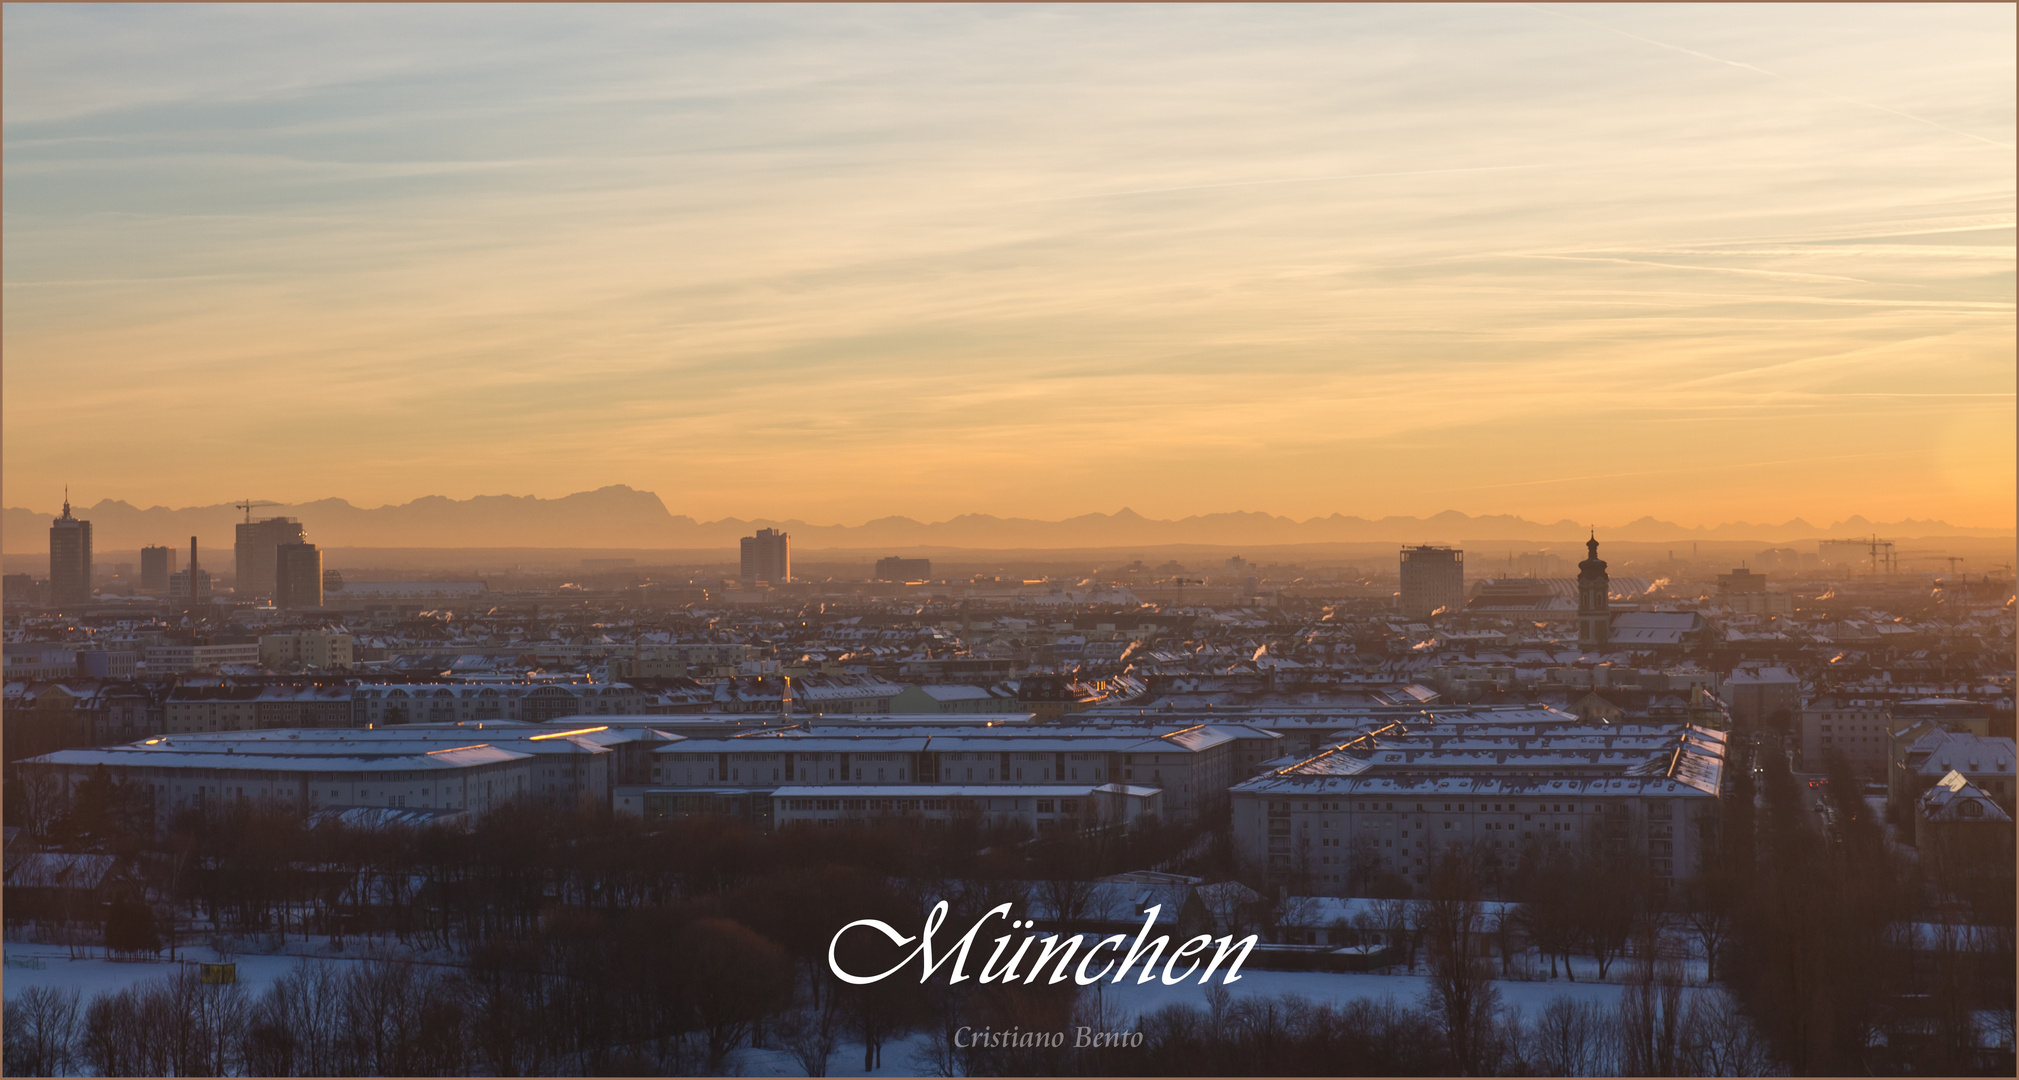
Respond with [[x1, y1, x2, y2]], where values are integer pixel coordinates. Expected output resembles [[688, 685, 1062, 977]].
[[4, 486, 2009, 555]]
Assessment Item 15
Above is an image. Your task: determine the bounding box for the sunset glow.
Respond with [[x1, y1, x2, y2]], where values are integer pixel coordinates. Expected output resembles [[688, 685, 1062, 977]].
[[5, 4, 2013, 531]]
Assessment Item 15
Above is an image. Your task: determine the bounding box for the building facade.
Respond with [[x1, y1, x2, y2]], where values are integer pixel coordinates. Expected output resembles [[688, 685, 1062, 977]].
[[21, 735, 536, 833], [1229, 722, 1726, 891], [1800, 696, 1890, 775], [740, 528, 791, 584], [259, 631, 356, 671], [642, 723, 1245, 824], [274, 541, 324, 609], [874, 557, 931, 581], [47, 495, 93, 607], [1721, 666, 1801, 729], [768, 783, 1162, 832], [1399, 546, 1464, 620], [235, 517, 305, 599], [140, 545, 177, 594], [350, 682, 646, 726], [144, 641, 260, 674]]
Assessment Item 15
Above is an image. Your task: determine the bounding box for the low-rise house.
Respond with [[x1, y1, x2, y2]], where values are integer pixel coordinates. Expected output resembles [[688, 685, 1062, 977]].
[[1890, 730, 2017, 841]]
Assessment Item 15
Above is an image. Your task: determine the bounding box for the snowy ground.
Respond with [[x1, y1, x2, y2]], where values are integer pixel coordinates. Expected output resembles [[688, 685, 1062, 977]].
[[8, 939, 1652, 1078], [3, 939, 396, 1001], [722, 966, 1641, 1078]]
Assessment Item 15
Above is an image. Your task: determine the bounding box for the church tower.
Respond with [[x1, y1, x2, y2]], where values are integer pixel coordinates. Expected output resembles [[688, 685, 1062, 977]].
[[1577, 531, 1610, 648]]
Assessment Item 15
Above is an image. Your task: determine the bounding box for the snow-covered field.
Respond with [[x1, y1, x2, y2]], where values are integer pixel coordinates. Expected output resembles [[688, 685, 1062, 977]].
[[3, 940, 385, 1001], [721, 967, 1640, 1078], [8, 940, 1647, 1078]]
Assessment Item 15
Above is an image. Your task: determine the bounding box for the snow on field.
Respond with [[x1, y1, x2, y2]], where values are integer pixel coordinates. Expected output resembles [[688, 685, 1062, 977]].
[[4, 940, 380, 1002], [9, 939, 1650, 1079], [723, 967, 1640, 1077], [1101, 964, 1629, 1018]]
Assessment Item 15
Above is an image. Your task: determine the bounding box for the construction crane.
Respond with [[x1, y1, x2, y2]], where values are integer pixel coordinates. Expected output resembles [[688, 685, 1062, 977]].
[[1818, 535, 1896, 576], [235, 498, 280, 524]]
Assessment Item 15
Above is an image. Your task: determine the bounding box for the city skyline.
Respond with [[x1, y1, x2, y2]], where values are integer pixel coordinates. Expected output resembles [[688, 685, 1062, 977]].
[[5, 4, 2014, 530], [6, 484, 2014, 562]]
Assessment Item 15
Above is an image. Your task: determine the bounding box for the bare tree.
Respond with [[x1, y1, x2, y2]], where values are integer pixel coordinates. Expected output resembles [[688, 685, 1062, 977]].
[[683, 917, 794, 1073], [245, 959, 348, 1076], [2, 986, 82, 1077], [12, 765, 68, 845], [1676, 987, 1775, 1077], [339, 958, 426, 1075], [1419, 854, 1500, 1076], [81, 988, 145, 1078], [1616, 960, 1687, 1077], [1377, 897, 1418, 973], [1681, 873, 1732, 985], [777, 991, 844, 1077], [1530, 996, 1608, 1077], [1032, 834, 1103, 930], [187, 975, 250, 1078]]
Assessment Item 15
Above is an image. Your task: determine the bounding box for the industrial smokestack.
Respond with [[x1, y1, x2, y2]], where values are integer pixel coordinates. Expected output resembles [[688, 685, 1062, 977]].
[[189, 535, 198, 575]]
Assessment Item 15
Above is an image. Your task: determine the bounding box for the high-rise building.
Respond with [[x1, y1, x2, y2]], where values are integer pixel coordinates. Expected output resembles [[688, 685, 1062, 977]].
[[274, 542, 324, 609], [140, 545, 178, 593], [47, 492, 93, 607], [1398, 545, 1464, 619], [168, 536, 212, 603], [741, 528, 791, 584], [1577, 533, 1611, 648], [874, 557, 931, 581], [235, 517, 305, 598]]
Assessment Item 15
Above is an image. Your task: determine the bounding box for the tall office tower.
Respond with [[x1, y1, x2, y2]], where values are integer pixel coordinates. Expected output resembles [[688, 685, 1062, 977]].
[[1577, 532, 1611, 648], [47, 492, 94, 607], [274, 542, 324, 609], [168, 535, 212, 602], [235, 516, 305, 599], [740, 527, 791, 584], [1398, 545, 1464, 619], [140, 545, 178, 593]]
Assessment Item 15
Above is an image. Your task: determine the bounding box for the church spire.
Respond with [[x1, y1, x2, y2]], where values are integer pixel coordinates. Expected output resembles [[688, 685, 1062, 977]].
[[1577, 529, 1610, 648]]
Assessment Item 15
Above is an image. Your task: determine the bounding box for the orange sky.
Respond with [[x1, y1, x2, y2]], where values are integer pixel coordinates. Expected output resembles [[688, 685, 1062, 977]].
[[5, 4, 2014, 530]]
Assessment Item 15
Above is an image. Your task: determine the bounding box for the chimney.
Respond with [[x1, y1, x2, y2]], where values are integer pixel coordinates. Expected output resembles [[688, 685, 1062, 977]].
[[189, 535, 199, 575]]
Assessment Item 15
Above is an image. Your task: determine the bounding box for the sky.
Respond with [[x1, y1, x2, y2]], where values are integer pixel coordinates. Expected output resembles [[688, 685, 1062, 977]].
[[4, 3, 2014, 530]]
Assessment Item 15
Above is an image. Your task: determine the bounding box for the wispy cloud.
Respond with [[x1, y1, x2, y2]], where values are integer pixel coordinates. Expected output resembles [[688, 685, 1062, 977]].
[[1521, 3, 2015, 150], [3, 4, 2012, 529]]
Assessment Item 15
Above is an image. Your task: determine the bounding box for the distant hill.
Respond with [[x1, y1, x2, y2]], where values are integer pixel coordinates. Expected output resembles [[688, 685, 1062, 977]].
[[4, 486, 2010, 557]]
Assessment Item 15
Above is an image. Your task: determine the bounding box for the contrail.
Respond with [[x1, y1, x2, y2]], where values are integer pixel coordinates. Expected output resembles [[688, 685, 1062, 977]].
[[1035, 164, 1544, 203], [1523, 4, 2013, 150]]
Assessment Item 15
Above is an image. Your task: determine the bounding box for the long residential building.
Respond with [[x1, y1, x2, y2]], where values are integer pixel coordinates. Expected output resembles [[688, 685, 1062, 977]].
[[770, 783, 1162, 831], [349, 681, 646, 725], [164, 685, 355, 733], [16, 721, 682, 831], [144, 641, 262, 674], [23, 734, 535, 831], [1230, 720, 1727, 891], [638, 722, 1277, 824]]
